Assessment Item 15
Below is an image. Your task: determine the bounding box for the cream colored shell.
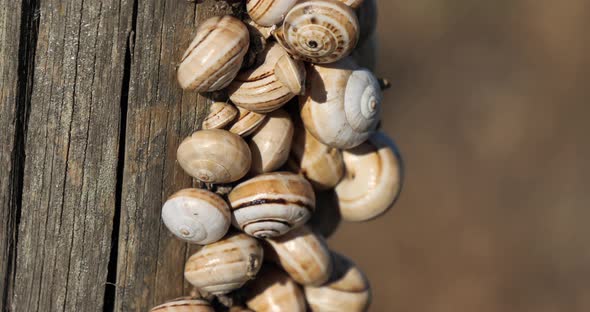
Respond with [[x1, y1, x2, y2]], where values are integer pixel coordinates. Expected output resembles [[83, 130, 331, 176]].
[[305, 253, 371, 312], [340, 0, 364, 9], [247, 0, 299, 26], [185, 233, 264, 295], [177, 129, 252, 184], [161, 188, 231, 245], [300, 57, 381, 149], [335, 132, 403, 221], [229, 172, 315, 238], [228, 42, 305, 113], [265, 226, 333, 286], [229, 107, 268, 137], [151, 297, 214, 312], [177, 16, 249, 92], [202, 102, 239, 130], [246, 267, 307, 312], [274, 0, 359, 64], [249, 109, 294, 174]]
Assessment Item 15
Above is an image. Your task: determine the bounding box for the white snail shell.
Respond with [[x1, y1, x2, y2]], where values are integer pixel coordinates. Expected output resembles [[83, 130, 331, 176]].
[[265, 226, 333, 286], [300, 57, 381, 149], [151, 297, 214, 312], [305, 253, 371, 312], [229, 172, 315, 238], [273, 0, 359, 64], [246, 266, 307, 312], [202, 101, 239, 130], [335, 132, 403, 221], [228, 42, 305, 113], [177, 16, 249, 92], [247, 0, 299, 27], [177, 129, 252, 184], [161, 188, 231, 245], [185, 232, 264, 295], [249, 109, 294, 174], [229, 106, 268, 137]]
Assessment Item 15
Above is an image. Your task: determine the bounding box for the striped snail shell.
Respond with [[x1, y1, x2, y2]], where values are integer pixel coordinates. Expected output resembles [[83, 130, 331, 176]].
[[150, 297, 214, 312], [177, 129, 252, 184], [177, 16, 249, 92], [305, 253, 371, 312], [229, 107, 268, 137], [265, 226, 333, 286], [228, 172, 315, 238], [202, 102, 239, 130], [246, 266, 307, 312], [273, 0, 359, 64], [249, 109, 295, 174], [247, 0, 299, 27], [335, 132, 403, 221], [161, 189, 231, 245], [228, 42, 305, 113], [300, 57, 381, 149], [185, 232, 264, 295]]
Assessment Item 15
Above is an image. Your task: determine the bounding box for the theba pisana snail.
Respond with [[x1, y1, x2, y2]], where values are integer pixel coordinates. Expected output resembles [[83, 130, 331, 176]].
[[246, 266, 307, 312], [202, 101, 239, 130], [301, 57, 382, 149], [177, 16, 249, 92], [229, 172, 315, 238], [185, 232, 264, 295], [150, 297, 214, 312], [161, 188, 231, 245], [249, 109, 294, 174], [247, 0, 299, 27], [229, 106, 268, 137]]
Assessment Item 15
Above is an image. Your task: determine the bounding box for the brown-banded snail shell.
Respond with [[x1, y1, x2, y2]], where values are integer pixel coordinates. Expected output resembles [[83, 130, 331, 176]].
[[150, 297, 214, 312], [265, 226, 333, 286], [177, 16, 249, 92], [177, 129, 252, 184], [228, 172, 315, 238], [247, 0, 299, 27], [305, 253, 371, 312], [249, 109, 294, 174], [300, 57, 382, 149], [229, 107, 268, 137], [273, 0, 359, 64], [335, 132, 403, 221], [161, 189, 231, 245], [228, 42, 306, 113], [184, 232, 264, 295], [245, 266, 307, 312], [202, 101, 239, 130]]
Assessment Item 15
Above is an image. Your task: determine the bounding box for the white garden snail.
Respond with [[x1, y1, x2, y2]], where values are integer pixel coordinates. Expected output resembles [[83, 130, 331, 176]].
[[229, 172, 315, 238], [265, 226, 333, 286], [247, 0, 299, 27], [161, 188, 231, 245], [300, 57, 381, 149], [304, 252, 371, 312], [228, 106, 268, 137], [249, 109, 294, 174], [202, 101, 239, 130], [245, 266, 307, 312], [177, 16, 249, 92], [185, 232, 264, 295], [150, 297, 214, 312], [335, 132, 403, 221], [177, 129, 252, 184], [228, 42, 305, 113], [273, 0, 359, 64]]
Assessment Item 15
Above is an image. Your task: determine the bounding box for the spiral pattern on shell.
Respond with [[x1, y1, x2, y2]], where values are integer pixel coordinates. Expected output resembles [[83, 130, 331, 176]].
[[274, 0, 359, 64], [202, 102, 239, 130]]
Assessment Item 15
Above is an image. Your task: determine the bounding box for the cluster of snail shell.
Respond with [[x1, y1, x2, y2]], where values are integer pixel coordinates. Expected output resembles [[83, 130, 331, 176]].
[[154, 0, 402, 311]]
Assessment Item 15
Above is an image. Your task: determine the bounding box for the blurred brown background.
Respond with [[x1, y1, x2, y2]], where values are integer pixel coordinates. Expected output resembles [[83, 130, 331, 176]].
[[331, 0, 590, 311]]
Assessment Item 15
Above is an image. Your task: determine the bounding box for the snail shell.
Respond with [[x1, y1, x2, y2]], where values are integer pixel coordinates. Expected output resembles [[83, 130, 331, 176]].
[[177, 16, 249, 92], [177, 129, 252, 184], [305, 253, 371, 312], [228, 42, 305, 113], [202, 101, 239, 130], [273, 0, 359, 64], [340, 0, 365, 9], [246, 266, 307, 312], [300, 57, 381, 149], [229, 307, 254, 312], [161, 188, 231, 245], [249, 109, 294, 174], [229, 107, 268, 137], [247, 0, 299, 27], [151, 297, 214, 312], [229, 172, 315, 238], [288, 125, 344, 190], [335, 132, 403, 221], [265, 226, 333, 286], [185, 232, 264, 295]]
